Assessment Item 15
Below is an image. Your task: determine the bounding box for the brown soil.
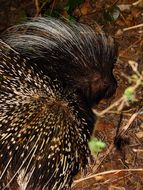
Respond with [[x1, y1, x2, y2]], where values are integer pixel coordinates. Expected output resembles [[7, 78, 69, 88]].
[[0, 0, 143, 189]]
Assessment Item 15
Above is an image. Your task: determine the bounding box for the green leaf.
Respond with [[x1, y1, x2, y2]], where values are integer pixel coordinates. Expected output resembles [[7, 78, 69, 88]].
[[64, 5, 70, 11], [88, 138, 106, 155], [124, 87, 136, 102], [67, 15, 77, 24]]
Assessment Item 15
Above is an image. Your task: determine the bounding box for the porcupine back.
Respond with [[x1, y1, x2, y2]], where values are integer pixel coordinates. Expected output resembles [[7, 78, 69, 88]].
[[0, 40, 94, 190], [0, 18, 118, 190], [2, 17, 117, 105]]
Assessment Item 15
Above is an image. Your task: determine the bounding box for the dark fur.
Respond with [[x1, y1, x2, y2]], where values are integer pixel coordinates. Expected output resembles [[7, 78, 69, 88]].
[[0, 17, 117, 190], [2, 17, 117, 105]]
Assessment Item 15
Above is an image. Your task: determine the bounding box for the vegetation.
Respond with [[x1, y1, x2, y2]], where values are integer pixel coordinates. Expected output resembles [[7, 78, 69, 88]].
[[0, 0, 143, 189]]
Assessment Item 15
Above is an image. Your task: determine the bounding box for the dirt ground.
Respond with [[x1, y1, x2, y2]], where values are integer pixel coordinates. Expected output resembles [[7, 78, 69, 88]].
[[0, 0, 143, 189], [73, 1, 143, 190]]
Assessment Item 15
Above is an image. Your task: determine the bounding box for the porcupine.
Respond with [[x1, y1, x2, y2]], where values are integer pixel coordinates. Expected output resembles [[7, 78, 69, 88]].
[[0, 17, 117, 190]]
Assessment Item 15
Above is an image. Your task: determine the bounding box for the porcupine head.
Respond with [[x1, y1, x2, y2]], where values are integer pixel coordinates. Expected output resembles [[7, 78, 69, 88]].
[[0, 18, 118, 190]]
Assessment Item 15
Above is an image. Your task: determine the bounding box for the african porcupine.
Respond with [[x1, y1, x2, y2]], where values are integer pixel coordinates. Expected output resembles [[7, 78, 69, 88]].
[[0, 18, 117, 190]]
